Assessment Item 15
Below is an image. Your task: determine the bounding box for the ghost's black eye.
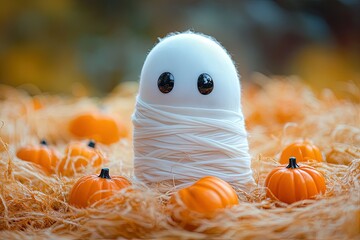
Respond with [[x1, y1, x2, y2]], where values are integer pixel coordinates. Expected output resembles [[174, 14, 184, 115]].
[[197, 73, 214, 95], [157, 72, 174, 94]]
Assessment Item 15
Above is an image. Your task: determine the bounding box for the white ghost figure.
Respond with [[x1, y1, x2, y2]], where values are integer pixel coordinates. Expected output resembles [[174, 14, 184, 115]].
[[133, 32, 253, 187]]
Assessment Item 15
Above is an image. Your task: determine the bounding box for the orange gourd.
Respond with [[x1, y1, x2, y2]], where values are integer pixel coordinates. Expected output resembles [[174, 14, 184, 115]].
[[265, 157, 326, 204], [169, 176, 239, 225], [16, 140, 59, 174], [69, 112, 127, 145], [20, 97, 44, 115], [57, 140, 105, 176], [68, 168, 131, 208], [280, 140, 323, 164], [32, 97, 43, 110]]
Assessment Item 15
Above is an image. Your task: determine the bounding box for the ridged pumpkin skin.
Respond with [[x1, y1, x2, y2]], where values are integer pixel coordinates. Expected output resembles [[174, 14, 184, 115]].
[[69, 112, 127, 145], [169, 176, 239, 223], [68, 168, 131, 208], [16, 140, 59, 174], [280, 140, 323, 164], [57, 141, 104, 176], [265, 157, 326, 204]]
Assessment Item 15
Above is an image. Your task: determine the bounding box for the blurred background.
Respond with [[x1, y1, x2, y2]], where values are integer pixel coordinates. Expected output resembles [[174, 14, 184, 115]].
[[0, 0, 359, 96]]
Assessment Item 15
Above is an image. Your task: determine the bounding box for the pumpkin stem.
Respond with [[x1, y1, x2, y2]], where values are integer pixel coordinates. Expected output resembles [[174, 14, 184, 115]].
[[88, 140, 96, 148], [287, 157, 299, 169], [40, 139, 47, 145], [98, 168, 111, 179]]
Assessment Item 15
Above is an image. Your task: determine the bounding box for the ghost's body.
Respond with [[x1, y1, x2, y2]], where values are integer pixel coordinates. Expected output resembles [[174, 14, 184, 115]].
[[133, 32, 253, 187]]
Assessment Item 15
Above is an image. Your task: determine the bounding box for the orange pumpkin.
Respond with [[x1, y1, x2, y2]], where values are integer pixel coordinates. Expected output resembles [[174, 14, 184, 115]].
[[16, 140, 59, 174], [68, 168, 131, 208], [169, 176, 239, 225], [57, 140, 105, 176], [265, 157, 326, 204], [32, 97, 43, 110], [279, 140, 323, 164], [69, 112, 127, 145]]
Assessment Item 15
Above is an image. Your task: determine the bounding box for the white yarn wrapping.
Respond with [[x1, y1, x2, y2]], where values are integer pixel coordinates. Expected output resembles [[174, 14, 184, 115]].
[[133, 97, 254, 186]]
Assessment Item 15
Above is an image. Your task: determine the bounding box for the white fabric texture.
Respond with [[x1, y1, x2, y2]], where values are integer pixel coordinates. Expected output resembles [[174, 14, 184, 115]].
[[133, 97, 254, 186]]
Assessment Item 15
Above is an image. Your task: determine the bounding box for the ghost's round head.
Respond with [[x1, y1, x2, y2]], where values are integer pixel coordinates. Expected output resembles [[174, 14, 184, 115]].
[[139, 32, 241, 112]]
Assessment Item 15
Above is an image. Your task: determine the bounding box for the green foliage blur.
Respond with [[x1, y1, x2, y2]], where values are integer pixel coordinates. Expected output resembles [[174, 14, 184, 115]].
[[0, 0, 359, 95]]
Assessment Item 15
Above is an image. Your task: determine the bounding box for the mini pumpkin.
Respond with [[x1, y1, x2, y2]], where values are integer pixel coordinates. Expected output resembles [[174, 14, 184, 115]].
[[57, 140, 105, 176], [169, 176, 239, 225], [20, 97, 44, 115], [69, 112, 127, 145], [265, 157, 326, 204], [280, 140, 323, 164], [16, 140, 59, 174], [32, 97, 43, 110], [68, 168, 131, 208]]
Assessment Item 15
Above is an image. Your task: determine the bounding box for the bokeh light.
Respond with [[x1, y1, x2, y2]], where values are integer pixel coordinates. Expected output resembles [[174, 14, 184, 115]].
[[0, 0, 359, 95]]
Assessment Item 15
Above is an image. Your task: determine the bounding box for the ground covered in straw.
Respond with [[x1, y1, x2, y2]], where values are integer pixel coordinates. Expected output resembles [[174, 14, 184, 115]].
[[0, 76, 359, 239]]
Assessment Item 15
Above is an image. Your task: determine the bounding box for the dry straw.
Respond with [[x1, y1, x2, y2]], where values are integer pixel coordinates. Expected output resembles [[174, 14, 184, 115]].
[[0, 76, 359, 239]]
